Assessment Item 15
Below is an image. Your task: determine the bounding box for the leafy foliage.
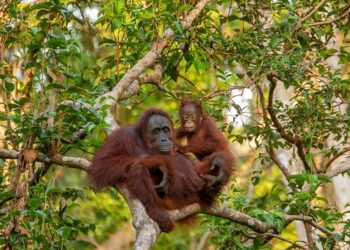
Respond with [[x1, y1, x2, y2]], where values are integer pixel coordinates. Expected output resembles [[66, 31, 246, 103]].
[[0, 0, 349, 249]]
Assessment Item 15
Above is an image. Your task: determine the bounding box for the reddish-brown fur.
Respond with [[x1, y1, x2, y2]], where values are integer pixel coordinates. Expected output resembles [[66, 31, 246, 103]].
[[176, 100, 236, 204], [89, 109, 205, 232]]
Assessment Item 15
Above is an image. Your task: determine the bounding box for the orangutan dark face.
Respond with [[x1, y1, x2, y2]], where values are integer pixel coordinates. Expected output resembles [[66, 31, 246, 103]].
[[146, 115, 173, 154]]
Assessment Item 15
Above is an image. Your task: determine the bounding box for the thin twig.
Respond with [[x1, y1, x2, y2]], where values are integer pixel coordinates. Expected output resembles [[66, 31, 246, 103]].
[[308, 7, 350, 27], [263, 232, 307, 250], [326, 164, 350, 179], [204, 85, 247, 100], [178, 74, 199, 89], [285, 215, 335, 237], [299, 0, 327, 25], [323, 147, 350, 172]]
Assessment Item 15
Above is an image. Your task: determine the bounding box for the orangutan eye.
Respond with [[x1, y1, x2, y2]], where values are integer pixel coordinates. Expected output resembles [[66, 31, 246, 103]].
[[153, 128, 160, 134]]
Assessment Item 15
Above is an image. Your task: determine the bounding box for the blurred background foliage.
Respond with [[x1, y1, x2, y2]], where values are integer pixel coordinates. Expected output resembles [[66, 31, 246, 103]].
[[0, 0, 349, 249]]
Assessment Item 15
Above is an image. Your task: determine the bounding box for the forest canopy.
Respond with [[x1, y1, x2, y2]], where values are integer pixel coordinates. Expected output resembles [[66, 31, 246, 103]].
[[0, 0, 350, 249]]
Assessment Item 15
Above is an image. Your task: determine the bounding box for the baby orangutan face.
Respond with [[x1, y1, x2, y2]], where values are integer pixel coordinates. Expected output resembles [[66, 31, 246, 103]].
[[181, 104, 202, 133]]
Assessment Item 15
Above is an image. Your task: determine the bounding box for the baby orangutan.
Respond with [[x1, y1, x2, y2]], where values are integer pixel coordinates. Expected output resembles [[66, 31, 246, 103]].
[[176, 100, 235, 204]]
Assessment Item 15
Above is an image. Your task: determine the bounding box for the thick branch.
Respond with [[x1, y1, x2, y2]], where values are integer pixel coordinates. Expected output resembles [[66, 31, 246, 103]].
[[118, 188, 160, 250], [1, 148, 336, 247], [168, 203, 334, 239], [118, 64, 164, 102], [3, 147, 348, 181], [168, 203, 271, 234], [0, 149, 90, 171], [205, 205, 271, 234]]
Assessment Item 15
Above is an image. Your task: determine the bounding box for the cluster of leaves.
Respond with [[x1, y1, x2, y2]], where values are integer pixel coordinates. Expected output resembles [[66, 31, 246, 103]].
[[0, 0, 350, 249], [68, 187, 130, 244], [0, 183, 94, 249], [1, 1, 103, 249], [196, 1, 350, 248]]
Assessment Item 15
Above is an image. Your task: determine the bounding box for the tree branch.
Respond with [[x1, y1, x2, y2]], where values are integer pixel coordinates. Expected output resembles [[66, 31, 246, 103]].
[[262, 232, 308, 250], [308, 6, 350, 27], [204, 85, 247, 100], [1, 147, 337, 247], [323, 147, 350, 172], [326, 164, 350, 179], [2, 146, 347, 182], [118, 188, 161, 250], [204, 205, 271, 233], [256, 83, 291, 179], [267, 74, 300, 144], [60, 100, 92, 110], [266, 73, 310, 171], [0, 149, 90, 171], [298, 0, 327, 26], [285, 215, 335, 237]]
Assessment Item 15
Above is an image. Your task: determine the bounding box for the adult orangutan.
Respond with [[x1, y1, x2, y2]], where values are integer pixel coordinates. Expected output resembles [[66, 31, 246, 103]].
[[176, 100, 235, 203], [89, 108, 224, 232]]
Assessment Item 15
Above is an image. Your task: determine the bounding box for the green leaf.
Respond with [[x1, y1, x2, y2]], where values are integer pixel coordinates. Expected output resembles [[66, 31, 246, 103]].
[[0, 111, 7, 121], [57, 226, 76, 237], [288, 174, 306, 188], [28, 197, 42, 209], [67, 85, 88, 94], [47, 34, 66, 48], [33, 30, 46, 43], [37, 9, 49, 19], [35, 210, 47, 218], [27, 2, 51, 13], [193, 59, 209, 74], [178, 4, 193, 13], [47, 187, 63, 194], [5, 81, 15, 92], [305, 152, 313, 167], [95, 16, 108, 26], [141, 12, 156, 19], [253, 236, 265, 248], [317, 175, 331, 183], [112, 18, 122, 30], [114, 0, 124, 15], [274, 218, 285, 232], [296, 191, 311, 201], [173, 20, 184, 34], [0, 191, 14, 200], [47, 83, 65, 90]]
